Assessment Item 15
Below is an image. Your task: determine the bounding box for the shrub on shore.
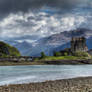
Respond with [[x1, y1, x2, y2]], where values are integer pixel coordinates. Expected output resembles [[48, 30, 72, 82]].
[[64, 52, 68, 56], [53, 52, 62, 57], [40, 52, 46, 59], [74, 51, 89, 57]]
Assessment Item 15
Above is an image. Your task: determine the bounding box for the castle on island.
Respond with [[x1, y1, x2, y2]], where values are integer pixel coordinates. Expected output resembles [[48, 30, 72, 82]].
[[60, 37, 88, 55], [71, 37, 88, 53]]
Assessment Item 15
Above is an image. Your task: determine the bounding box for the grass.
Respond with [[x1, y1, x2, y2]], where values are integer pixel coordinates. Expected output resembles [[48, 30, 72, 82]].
[[35, 56, 89, 61], [0, 60, 47, 66], [0, 55, 92, 66], [0, 55, 91, 66]]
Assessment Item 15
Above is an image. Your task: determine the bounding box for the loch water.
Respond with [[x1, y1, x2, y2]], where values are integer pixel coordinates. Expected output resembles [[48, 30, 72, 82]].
[[0, 65, 92, 85]]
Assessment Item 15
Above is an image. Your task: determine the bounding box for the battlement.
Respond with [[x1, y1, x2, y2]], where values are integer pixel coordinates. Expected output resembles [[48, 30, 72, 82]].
[[71, 37, 88, 53], [71, 37, 85, 42]]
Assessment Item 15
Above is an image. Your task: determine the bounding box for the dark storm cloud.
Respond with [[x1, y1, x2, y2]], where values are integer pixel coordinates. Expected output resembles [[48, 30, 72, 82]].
[[0, 0, 92, 39], [0, 0, 88, 16]]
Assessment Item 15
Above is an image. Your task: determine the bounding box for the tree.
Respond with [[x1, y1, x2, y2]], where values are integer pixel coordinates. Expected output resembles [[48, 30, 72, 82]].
[[74, 51, 89, 57], [64, 52, 68, 56], [41, 52, 46, 58], [53, 52, 62, 57]]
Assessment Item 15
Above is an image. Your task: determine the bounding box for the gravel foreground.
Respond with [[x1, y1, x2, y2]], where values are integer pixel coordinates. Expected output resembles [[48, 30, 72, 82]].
[[0, 77, 92, 92]]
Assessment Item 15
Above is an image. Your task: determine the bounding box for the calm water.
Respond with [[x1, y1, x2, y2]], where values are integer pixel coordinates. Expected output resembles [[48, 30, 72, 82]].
[[0, 65, 92, 85]]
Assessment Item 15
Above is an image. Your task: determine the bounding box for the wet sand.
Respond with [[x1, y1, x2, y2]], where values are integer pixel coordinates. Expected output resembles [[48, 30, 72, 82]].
[[0, 77, 92, 92]]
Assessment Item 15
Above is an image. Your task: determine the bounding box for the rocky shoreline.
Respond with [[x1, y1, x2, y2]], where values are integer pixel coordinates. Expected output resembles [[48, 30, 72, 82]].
[[42, 59, 92, 64], [1, 77, 92, 92], [0, 59, 92, 66]]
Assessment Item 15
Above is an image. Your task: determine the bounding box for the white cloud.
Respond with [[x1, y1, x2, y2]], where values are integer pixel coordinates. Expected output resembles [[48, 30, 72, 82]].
[[0, 7, 92, 39]]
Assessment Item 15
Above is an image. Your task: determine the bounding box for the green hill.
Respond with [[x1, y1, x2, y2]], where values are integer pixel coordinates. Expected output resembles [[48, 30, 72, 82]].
[[0, 41, 21, 57]]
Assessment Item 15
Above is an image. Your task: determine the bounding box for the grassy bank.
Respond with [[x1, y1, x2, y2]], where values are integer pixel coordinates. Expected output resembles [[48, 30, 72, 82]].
[[1, 77, 92, 92], [0, 56, 92, 66], [0, 61, 45, 66], [35, 56, 91, 61], [0, 54, 91, 66]]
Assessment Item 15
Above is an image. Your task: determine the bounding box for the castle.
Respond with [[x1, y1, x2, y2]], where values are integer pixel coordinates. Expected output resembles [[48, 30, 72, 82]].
[[71, 37, 88, 53], [59, 37, 88, 56]]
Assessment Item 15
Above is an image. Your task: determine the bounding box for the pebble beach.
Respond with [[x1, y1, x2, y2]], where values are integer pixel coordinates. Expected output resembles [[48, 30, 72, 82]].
[[0, 77, 92, 92]]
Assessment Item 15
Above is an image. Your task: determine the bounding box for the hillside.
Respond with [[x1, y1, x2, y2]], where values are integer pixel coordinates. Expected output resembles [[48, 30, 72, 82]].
[[0, 41, 21, 57]]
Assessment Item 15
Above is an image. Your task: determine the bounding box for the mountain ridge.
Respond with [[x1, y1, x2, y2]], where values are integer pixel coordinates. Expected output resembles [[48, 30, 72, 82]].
[[4, 28, 92, 56]]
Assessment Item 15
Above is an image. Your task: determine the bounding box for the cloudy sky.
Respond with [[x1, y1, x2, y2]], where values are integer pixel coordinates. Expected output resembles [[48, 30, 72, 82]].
[[0, 0, 92, 40]]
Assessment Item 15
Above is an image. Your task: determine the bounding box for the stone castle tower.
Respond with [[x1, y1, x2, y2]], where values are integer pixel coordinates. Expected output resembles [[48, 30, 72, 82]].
[[71, 37, 88, 53]]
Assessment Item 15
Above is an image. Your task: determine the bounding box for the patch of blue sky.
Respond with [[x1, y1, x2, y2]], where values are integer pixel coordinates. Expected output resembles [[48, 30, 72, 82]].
[[40, 9, 56, 15]]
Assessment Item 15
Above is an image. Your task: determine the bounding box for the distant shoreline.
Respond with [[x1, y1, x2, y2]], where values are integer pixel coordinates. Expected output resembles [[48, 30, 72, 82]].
[[1, 77, 92, 92], [0, 59, 92, 66]]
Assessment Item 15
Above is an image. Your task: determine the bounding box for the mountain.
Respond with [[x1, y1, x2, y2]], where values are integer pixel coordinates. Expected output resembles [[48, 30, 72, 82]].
[[3, 28, 92, 56], [0, 41, 21, 57], [4, 40, 20, 46], [3, 35, 40, 56], [38, 28, 92, 46], [28, 28, 92, 56], [14, 41, 32, 56], [9, 35, 41, 42]]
